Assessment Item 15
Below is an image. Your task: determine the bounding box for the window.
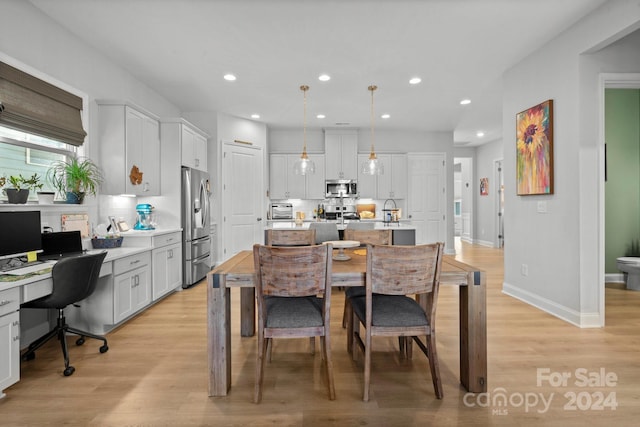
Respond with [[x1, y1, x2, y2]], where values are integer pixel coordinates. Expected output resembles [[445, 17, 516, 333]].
[[0, 125, 76, 201]]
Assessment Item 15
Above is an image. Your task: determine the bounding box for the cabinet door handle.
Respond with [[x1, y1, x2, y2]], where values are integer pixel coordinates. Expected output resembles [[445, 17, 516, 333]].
[[130, 259, 141, 266], [195, 158, 200, 167], [12, 320, 19, 327], [0, 299, 13, 307], [13, 335, 20, 342]]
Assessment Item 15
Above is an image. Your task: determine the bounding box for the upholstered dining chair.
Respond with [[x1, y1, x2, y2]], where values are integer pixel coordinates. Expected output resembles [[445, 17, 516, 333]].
[[265, 227, 317, 356], [266, 228, 316, 246], [348, 242, 445, 401], [341, 228, 393, 329], [252, 243, 336, 403], [309, 222, 340, 244]]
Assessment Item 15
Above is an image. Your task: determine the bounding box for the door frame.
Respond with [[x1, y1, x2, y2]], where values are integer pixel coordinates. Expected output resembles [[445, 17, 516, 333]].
[[598, 73, 640, 326]]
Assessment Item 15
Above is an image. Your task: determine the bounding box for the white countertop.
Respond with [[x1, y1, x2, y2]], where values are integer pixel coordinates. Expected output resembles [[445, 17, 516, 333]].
[[265, 221, 415, 231], [117, 227, 182, 237]]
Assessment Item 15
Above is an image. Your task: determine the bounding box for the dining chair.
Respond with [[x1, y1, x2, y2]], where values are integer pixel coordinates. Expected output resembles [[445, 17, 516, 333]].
[[348, 242, 445, 401], [341, 228, 393, 329], [253, 243, 336, 403], [309, 222, 340, 244], [266, 228, 316, 246], [265, 227, 317, 356]]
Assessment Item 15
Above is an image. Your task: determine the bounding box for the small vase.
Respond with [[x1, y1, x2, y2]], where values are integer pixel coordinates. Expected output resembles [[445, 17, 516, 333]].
[[37, 191, 55, 204], [5, 188, 30, 204], [66, 191, 85, 204]]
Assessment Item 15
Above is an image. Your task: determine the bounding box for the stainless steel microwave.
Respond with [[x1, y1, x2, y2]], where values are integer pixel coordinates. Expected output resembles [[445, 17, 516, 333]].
[[325, 179, 357, 198]]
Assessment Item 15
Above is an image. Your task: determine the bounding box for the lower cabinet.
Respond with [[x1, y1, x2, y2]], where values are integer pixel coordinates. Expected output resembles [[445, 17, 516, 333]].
[[0, 288, 20, 396], [66, 251, 152, 335], [114, 264, 151, 324], [152, 242, 182, 301]]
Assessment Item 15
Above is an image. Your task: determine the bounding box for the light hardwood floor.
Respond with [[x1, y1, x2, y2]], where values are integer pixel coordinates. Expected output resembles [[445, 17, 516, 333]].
[[2, 240, 640, 426]]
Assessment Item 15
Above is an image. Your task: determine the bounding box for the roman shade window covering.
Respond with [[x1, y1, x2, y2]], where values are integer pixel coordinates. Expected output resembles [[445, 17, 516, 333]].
[[0, 61, 87, 146]]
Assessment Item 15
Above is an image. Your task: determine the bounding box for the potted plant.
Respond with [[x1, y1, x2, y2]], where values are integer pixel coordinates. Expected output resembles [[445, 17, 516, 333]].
[[1, 173, 43, 204], [47, 156, 103, 204]]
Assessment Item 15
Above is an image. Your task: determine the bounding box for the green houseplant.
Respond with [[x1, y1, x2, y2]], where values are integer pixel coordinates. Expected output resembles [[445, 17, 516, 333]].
[[1, 173, 43, 204], [47, 157, 103, 204]]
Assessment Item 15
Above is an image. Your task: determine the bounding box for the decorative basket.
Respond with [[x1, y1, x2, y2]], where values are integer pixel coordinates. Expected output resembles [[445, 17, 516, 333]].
[[91, 236, 123, 249]]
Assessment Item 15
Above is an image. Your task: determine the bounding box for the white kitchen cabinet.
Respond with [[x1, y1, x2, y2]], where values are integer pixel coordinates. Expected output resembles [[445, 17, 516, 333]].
[[180, 123, 208, 171], [98, 101, 161, 196], [151, 234, 182, 301], [113, 252, 151, 323], [377, 154, 408, 199], [357, 153, 407, 199], [325, 130, 358, 180], [0, 288, 20, 397], [270, 154, 324, 199]]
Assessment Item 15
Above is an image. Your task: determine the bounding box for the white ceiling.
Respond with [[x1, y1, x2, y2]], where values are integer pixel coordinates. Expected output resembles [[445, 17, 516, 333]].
[[29, 0, 609, 146]]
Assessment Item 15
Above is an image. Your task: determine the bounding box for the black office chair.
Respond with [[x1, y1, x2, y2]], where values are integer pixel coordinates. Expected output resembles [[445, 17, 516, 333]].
[[21, 251, 108, 376]]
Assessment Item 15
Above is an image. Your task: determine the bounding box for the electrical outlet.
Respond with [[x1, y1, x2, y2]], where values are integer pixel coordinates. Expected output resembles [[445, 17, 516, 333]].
[[521, 264, 528, 276]]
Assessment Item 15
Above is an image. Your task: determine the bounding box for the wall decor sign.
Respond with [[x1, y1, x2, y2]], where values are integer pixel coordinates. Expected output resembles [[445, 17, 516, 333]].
[[516, 99, 553, 195], [480, 178, 489, 196]]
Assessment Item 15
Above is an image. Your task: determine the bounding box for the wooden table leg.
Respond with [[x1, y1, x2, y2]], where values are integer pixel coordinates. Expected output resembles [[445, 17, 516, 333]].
[[208, 273, 231, 396], [459, 270, 487, 393], [240, 287, 255, 337]]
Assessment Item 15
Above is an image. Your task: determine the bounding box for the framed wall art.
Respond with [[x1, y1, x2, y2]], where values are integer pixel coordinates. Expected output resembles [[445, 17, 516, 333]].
[[516, 99, 553, 195], [480, 178, 489, 196]]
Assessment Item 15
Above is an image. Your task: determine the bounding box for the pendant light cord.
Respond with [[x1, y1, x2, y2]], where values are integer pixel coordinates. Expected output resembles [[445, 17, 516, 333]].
[[369, 85, 377, 159], [301, 85, 309, 156]]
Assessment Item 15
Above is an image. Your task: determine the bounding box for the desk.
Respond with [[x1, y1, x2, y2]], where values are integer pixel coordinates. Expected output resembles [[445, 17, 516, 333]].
[[207, 249, 487, 396]]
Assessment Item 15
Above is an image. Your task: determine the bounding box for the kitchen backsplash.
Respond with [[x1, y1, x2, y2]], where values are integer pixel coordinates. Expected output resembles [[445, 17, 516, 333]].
[[273, 198, 406, 220]]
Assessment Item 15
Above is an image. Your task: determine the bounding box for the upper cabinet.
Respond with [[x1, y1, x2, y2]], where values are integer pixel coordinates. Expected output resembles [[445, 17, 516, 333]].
[[269, 154, 325, 200], [98, 101, 160, 196], [181, 124, 208, 171], [324, 130, 357, 180], [357, 153, 407, 199]]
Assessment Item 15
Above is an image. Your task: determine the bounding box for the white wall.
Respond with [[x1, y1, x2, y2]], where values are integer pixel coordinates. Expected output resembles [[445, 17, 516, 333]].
[[502, 0, 640, 327]]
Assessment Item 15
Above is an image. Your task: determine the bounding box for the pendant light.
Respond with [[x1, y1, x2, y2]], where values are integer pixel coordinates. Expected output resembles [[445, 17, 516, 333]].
[[361, 85, 384, 175], [293, 85, 315, 175]]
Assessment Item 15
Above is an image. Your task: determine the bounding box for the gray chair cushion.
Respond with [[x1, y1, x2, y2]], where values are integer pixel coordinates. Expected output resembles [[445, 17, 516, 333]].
[[345, 286, 365, 298], [265, 296, 323, 328], [309, 222, 340, 244], [351, 294, 428, 327]]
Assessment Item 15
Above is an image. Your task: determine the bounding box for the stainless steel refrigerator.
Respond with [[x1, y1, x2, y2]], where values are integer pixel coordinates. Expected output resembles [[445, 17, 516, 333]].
[[181, 167, 211, 288]]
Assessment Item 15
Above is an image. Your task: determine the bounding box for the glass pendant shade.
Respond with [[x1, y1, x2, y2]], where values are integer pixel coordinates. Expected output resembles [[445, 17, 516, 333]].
[[361, 85, 383, 176], [293, 150, 315, 175], [294, 85, 315, 175]]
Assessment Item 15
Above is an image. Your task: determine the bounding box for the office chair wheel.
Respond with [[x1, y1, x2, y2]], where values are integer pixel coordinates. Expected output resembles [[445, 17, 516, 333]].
[[76, 337, 85, 346], [99, 344, 109, 353], [23, 352, 36, 361], [63, 366, 75, 376]]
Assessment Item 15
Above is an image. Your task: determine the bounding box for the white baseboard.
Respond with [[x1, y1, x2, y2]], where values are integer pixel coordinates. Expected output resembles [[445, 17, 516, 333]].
[[473, 239, 494, 248], [502, 282, 603, 328], [605, 273, 625, 283]]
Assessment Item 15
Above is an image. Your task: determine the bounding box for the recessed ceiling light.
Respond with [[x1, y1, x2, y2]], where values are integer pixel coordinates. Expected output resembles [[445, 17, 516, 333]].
[[223, 74, 236, 81], [409, 77, 421, 85], [460, 99, 471, 105], [381, 114, 390, 119], [476, 131, 485, 137], [251, 114, 260, 119], [317, 114, 326, 119], [318, 74, 331, 82]]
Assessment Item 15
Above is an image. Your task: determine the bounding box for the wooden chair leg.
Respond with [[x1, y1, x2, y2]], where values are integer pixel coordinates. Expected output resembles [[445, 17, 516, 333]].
[[342, 296, 350, 328], [266, 338, 272, 362], [406, 337, 413, 359], [321, 335, 336, 400], [310, 337, 315, 354], [254, 334, 268, 403], [346, 303, 354, 354], [426, 333, 443, 399], [363, 328, 372, 402]]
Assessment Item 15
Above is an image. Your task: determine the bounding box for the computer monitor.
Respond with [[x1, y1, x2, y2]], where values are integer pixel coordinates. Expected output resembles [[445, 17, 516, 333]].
[[0, 211, 43, 261]]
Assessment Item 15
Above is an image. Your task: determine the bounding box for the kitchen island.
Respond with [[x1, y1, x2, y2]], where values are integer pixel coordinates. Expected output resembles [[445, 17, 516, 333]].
[[265, 220, 416, 244]]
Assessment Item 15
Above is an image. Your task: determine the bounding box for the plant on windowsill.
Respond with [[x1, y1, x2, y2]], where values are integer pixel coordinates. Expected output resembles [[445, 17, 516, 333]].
[[47, 157, 103, 204], [0, 173, 43, 204]]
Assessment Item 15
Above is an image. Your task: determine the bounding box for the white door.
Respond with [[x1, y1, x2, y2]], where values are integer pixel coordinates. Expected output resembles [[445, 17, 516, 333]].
[[408, 153, 446, 244], [222, 142, 264, 258]]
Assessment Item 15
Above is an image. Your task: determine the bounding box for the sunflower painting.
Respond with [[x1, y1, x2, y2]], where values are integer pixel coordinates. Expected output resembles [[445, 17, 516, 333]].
[[516, 99, 553, 195]]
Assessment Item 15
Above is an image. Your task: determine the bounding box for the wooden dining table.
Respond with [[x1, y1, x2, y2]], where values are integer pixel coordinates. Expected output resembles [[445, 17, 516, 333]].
[[207, 248, 487, 396]]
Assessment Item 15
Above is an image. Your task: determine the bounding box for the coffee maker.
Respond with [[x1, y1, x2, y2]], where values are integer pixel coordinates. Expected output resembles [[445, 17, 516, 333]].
[[134, 203, 155, 230]]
